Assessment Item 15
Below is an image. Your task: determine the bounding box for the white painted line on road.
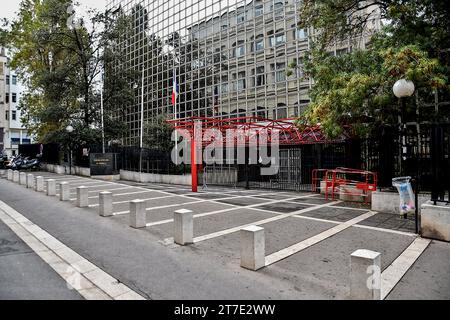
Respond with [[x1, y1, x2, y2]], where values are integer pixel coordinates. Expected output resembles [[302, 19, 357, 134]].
[[0, 200, 145, 300], [113, 190, 157, 197], [188, 201, 343, 244], [264, 211, 377, 266], [89, 195, 178, 207], [147, 194, 321, 227], [380, 237, 431, 300], [69, 188, 146, 201], [112, 199, 206, 215], [353, 224, 417, 237]]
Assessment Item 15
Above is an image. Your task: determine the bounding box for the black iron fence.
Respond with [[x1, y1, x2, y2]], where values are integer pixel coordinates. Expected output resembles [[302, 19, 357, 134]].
[[34, 119, 449, 199], [72, 145, 188, 175], [18, 143, 60, 164]]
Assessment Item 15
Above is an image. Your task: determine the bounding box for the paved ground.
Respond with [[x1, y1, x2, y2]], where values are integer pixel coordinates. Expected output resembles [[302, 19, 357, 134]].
[[0, 219, 83, 300], [0, 170, 449, 300]]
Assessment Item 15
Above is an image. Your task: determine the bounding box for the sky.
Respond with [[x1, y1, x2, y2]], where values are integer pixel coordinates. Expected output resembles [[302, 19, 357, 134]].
[[1, 0, 107, 21]]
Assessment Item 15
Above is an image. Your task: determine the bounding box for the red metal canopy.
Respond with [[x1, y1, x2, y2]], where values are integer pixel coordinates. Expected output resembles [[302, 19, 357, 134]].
[[166, 116, 349, 193], [167, 116, 347, 145]]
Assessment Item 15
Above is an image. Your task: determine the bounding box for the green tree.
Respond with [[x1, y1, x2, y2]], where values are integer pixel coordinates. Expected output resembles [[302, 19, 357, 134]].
[[295, 0, 449, 138], [143, 114, 174, 152], [1, 0, 135, 149]]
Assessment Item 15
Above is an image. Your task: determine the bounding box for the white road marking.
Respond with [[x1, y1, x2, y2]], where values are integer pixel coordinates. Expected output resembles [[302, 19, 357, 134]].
[[189, 201, 342, 244], [0, 200, 145, 300], [380, 237, 431, 299], [69, 189, 153, 201], [145, 194, 318, 227], [353, 224, 416, 237], [264, 211, 377, 266], [113, 190, 158, 197], [89, 195, 179, 207], [114, 192, 319, 217]]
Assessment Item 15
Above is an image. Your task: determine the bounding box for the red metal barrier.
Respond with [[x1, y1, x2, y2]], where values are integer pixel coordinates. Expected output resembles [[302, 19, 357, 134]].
[[317, 168, 377, 203]]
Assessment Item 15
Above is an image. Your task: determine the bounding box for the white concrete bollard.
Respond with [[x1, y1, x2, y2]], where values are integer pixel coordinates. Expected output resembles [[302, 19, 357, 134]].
[[76, 186, 89, 208], [59, 182, 70, 201], [0, 169, 5, 178], [350, 249, 381, 300], [27, 174, 34, 189], [7, 170, 13, 180], [129, 200, 146, 229], [13, 170, 19, 183], [99, 191, 113, 217], [47, 179, 56, 196], [174, 209, 194, 245], [35, 176, 44, 192], [19, 172, 27, 185], [240, 225, 265, 271]]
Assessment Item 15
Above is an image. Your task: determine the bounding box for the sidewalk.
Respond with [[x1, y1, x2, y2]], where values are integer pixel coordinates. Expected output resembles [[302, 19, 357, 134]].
[[0, 174, 449, 300], [0, 219, 83, 300]]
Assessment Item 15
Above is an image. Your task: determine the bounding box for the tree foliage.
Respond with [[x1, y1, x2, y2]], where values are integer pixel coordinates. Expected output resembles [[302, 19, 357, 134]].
[[143, 114, 174, 152], [297, 0, 450, 138], [1, 0, 135, 149]]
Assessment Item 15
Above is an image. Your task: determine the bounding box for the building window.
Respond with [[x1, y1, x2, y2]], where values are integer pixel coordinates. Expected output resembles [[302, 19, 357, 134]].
[[255, 4, 264, 17], [236, 12, 246, 23], [255, 66, 265, 86], [12, 75, 17, 85], [296, 28, 308, 40], [254, 38, 264, 52], [6, 75, 9, 85], [272, 2, 284, 17], [221, 83, 228, 95], [274, 63, 286, 82], [270, 32, 285, 47], [221, 24, 228, 30], [273, 103, 287, 119], [5, 110, 8, 120], [12, 110, 17, 121], [254, 107, 267, 118], [235, 44, 245, 57], [237, 71, 246, 90], [12, 93, 17, 103], [5, 93, 9, 104]]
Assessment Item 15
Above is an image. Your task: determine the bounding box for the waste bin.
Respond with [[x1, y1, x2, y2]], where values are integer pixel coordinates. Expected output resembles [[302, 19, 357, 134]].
[[392, 176, 416, 217]]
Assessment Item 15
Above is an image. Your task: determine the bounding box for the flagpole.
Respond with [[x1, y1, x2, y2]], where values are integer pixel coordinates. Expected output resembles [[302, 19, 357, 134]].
[[140, 67, 144, 173], [174, 66, 178, 166]]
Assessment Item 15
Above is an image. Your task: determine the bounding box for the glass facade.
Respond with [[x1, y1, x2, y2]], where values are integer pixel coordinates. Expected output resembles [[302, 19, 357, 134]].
[[106, 0, 379, 146]]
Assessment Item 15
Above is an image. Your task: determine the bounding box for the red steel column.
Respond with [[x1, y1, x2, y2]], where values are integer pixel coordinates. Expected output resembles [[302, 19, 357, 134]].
[[191, 132, 198, 193]]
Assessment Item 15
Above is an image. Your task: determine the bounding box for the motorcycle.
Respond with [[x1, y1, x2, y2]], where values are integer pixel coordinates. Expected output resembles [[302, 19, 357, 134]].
[[5, 154, 22, 170], [20, 155, 41, 170], [0, 152, 8, 169], [6, 154, 41, 170]]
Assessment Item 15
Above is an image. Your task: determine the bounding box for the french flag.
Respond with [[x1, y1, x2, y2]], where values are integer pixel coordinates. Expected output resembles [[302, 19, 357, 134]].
[[172, 69, 179, 105]]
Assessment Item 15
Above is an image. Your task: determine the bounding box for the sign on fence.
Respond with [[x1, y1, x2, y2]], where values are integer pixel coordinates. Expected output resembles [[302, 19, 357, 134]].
[[89, 153, 119, 176]]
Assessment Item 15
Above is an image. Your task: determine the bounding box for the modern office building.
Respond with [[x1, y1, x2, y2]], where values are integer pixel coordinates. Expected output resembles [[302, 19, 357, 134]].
[[106, 0, 382, 147], [0, 47, 33, 157]]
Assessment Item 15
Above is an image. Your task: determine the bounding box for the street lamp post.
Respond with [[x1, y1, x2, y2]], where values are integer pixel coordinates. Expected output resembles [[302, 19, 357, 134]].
[[393, 79, 419, 232], [393, 79, 415, 167], [66, 125, 74, 175], [134, 68, 145, 173], [100, 88, 105, 154]]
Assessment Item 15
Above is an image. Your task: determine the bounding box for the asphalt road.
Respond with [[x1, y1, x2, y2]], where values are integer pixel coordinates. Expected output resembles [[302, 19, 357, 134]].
[[0, 219, 83, 300], [0, 171, 449, 300]]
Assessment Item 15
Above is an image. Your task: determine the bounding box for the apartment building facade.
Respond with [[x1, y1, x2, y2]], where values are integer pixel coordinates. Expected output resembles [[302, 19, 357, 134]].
[[107, 0, 381, 146], [0, 47, 33, 157]]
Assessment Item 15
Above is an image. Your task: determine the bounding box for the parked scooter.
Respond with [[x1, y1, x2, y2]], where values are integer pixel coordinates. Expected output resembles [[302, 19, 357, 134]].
[[6, 154, 22, 170], [20, 154, 41, 170], [6, 154, 41, 170], [0, 152, 8, 169]]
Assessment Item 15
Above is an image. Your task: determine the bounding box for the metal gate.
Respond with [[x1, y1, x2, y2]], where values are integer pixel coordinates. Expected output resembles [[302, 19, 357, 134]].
[[203, 143, 352, 191]]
